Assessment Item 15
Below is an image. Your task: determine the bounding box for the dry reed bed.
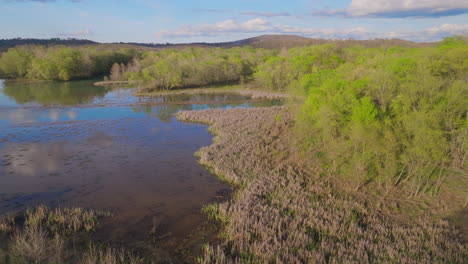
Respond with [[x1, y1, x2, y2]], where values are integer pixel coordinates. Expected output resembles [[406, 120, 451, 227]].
[[177, 106, 467, 264], [137, 88, 289, 100]]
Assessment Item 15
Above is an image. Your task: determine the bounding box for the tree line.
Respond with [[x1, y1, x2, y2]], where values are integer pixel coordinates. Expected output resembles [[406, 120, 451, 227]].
[[0, 46, 137, 81], [107, 47, 276, 90]]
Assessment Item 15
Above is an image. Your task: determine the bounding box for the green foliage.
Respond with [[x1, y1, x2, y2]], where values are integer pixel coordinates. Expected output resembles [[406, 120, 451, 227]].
[[0, 48, 32, 78], [292, 37, 467, 197], [201, 203, 228, 226], [0, 46, 136, 81], [254, 44, 345, 91], [114, 47, 275, 90], [254, 56, 292, 91]]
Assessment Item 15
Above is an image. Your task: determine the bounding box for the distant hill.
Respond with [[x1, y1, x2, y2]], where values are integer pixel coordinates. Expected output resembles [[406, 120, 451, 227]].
[[115, 35, 434, 49], [217, 35, 434, 49], [0, 35, 434, 52], [0, 38, 97, 51]]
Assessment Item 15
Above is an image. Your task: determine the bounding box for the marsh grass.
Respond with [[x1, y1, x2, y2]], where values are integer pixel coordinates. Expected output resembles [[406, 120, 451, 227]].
[[81, 245, 143, 264], [25, 205, 112, 234], [0, 205, 143, 264], [201, 204, 229, 227], [0, 215, 14, 233], [9, 225, 64, 264], [135, 84, 289, 100], [177, 106, 467, 263]]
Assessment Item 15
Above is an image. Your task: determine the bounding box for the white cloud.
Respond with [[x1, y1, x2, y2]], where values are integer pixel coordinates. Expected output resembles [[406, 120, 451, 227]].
[[277, 25, 370, 39], [384, 23, 468, 41], [314, 0, 468, 18], [426, 23, 468, 35], [157, 19, 273, 37], [241, 11, 291, 17], [156, 18, 468, 42], [192, 9, 291, 17], [156, 18, 370, 39], [57, 29, 93, 38]]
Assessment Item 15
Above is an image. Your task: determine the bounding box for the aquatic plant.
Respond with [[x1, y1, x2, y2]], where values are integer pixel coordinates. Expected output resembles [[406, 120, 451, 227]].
[[25, 205, 112, 234]]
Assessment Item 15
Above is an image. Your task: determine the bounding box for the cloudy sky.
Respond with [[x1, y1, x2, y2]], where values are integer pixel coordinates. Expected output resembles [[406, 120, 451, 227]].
[[1, 0, 467, 43]]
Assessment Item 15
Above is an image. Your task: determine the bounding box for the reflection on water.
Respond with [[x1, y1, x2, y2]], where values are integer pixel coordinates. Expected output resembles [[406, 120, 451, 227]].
[[0, 79, 283, 261], [1, 79, 111, 106], [0, 80, 282, 126], [1, 141, 67, 177]]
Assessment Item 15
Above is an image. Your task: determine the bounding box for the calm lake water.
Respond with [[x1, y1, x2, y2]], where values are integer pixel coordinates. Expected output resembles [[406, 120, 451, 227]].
[[0, 79, 283, 261]]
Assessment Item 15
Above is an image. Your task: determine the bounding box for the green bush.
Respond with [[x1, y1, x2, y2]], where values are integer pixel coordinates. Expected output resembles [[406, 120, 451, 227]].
[[293, 37, 467, 197]]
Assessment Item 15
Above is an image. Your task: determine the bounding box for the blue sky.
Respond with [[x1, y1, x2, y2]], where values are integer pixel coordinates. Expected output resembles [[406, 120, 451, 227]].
[[0, 0, 467, 43]]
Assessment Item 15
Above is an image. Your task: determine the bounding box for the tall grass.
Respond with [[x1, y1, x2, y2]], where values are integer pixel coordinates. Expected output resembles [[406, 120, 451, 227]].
[[9, 225, 64, 264], [81, 246, 143, 264]]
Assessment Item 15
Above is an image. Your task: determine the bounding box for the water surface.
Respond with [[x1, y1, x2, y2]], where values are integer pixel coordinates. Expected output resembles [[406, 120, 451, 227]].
[[0, 79, 282, 261]]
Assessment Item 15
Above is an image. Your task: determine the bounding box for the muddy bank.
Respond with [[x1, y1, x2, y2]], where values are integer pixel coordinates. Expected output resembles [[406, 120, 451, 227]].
[[177, 106, 467, 263], [136, 87, 289, 100], [94, 81, 132, 86]]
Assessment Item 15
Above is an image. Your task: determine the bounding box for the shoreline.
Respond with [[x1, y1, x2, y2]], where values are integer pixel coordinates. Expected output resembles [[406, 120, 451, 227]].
[[135, 85, 289, 100], [94, 80, 132, 86], [177, 106, 467, 263]]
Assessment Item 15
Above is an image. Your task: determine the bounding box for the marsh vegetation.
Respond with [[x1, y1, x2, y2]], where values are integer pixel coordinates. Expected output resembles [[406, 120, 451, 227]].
[[178, 106, 467, 263]]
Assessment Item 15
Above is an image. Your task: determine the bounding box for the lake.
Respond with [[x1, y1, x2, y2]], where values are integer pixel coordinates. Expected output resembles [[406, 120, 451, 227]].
[[0, 79, 283, 261]]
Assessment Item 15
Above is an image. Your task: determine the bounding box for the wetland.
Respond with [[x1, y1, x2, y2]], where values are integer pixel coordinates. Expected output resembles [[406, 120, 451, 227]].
[[0, 79, 283, 262]]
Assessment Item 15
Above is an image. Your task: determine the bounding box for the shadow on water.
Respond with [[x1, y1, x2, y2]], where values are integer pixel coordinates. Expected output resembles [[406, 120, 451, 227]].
[[0, 79, 283, 262]]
